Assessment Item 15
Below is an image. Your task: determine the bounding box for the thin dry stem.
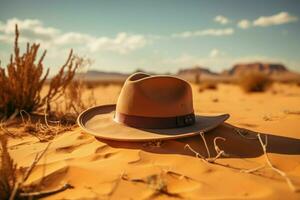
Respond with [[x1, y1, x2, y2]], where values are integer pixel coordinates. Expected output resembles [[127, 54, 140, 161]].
[[185, 134, 228, 163], [199, 131, 210, 158], [22, 142, 51, 182], [19, 183, 73, 198], [257, 134, 298, 192]]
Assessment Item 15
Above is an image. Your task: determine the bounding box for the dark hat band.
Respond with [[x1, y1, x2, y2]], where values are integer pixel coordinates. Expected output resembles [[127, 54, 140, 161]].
[[114, 111, 195, 129]]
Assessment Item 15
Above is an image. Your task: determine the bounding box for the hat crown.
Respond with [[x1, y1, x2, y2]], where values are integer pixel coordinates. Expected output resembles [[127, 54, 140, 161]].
[[116, 73, 194, 117]]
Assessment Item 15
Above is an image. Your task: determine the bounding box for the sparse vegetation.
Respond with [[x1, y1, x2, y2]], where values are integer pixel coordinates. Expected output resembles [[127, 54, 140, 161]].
[[0, 25, 81, 119], [194, 72, 201, 84], [198, 82, 218, 92], [239, 72, 273, 93]]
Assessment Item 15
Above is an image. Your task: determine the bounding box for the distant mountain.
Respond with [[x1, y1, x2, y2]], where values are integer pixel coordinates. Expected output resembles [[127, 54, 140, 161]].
[[176, 66, 219, 82], [74, 63, 299, 83], [226, 62, 288, 76], [177, 66, 217, 75], [75, 70, 129, 82]]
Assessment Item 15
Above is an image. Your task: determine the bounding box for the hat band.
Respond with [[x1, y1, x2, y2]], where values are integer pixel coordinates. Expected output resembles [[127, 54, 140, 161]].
[[114, 112, 195, 129]]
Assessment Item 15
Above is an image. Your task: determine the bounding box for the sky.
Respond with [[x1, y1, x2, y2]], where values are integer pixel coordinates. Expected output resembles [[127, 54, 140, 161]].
[[0, 0, 300, 74]]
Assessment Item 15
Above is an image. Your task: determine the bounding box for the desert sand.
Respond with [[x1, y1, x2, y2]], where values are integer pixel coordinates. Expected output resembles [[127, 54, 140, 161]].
[[6, 83, 300, 199]]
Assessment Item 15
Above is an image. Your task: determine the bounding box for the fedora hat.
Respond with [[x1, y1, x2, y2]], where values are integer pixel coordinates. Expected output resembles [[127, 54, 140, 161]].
[[77, 73, 229, 141]]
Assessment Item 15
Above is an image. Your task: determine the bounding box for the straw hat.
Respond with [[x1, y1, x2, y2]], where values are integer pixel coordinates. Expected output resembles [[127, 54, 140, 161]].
[[77, 73, 229, 141]]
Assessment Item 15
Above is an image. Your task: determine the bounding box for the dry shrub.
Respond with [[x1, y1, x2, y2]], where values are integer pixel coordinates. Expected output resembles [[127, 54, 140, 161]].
[[239, 72, 273, 92], [194, 73, 201, 84], [198, 82, 218, 92], [0, 135, 17, 200], [0, 25, 80, 119]]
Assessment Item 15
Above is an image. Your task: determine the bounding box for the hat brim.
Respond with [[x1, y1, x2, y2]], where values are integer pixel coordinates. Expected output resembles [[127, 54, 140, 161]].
[[77, 104, 230, 142]]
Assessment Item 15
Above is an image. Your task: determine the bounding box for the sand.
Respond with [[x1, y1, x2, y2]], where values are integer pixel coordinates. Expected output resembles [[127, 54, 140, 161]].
[[6, 83, 300, 199]]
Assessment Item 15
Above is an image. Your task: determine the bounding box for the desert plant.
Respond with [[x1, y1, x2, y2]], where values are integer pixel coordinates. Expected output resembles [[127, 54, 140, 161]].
[[194, 72, 201, 84], [239, 72, 273, 92], [0, 25, 81, 119], [0, 135, 17, 200], [198, 82, 218, 92]]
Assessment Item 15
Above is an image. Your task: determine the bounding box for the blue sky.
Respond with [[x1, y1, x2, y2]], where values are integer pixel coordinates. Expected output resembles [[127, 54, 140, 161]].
[[0, 0, 299, 74]]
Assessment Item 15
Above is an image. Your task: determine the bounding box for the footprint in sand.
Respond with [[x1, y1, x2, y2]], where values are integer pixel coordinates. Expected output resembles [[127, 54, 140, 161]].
[[90, 152, 118, 161], [55, 139, 94, 153], [90, 145, 119, 161]]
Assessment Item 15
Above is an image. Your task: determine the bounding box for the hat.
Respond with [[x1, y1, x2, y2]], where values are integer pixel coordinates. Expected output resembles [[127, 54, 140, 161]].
[[77, 73, 229, 141]]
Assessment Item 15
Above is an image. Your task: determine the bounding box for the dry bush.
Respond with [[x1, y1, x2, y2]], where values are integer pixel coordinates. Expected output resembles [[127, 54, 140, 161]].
[[0, 135, 17, 200], [198, 82, 218, 92], [0, 25, 81, 119], [194, 73, 201, 84], [56, 79, 96, 122], [239, 72, 273, 92]]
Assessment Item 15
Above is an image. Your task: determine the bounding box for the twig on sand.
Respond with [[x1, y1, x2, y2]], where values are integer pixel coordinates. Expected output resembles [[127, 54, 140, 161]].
[[240, 164, 265, 173], [121, 173, 182, 198], [22, 142, 51, 182], [257, 134, 298, 192], [239, 134, 298, 192], [19, 183, 73, 199], [184, 132, 228, 163], [186, 131, 299, 193], [200, 131, 210, 158], [235, 128, 257, 140]]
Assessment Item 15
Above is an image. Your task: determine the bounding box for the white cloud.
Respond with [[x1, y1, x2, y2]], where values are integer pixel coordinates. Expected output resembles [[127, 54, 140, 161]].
[[0, 18, 148, 54], [214, 15, 230, 25], [209, 49, 220, 58], [172, 28, 234, 38], [237, 19, 251, 29], [0, 18, 59, 41], [253, 12, 298, 27], [54, 32, 92, 45], [88, 32, 147, 54]]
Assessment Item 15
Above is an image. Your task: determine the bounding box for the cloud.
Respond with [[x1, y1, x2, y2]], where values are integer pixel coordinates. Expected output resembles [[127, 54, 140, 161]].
[[0, 18, 148, 54], [209, 49, 220, 58], [253, 12, 298, 27], [88, 32, 147, 54], [214, 15, 230, 25], [237, 19, 251, 29], [172, 28, 234, 38], [0, 18, 59, 42]]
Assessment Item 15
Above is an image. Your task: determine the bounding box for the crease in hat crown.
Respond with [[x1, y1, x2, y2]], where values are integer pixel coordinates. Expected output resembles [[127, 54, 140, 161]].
[[115, 72, 194, 118]]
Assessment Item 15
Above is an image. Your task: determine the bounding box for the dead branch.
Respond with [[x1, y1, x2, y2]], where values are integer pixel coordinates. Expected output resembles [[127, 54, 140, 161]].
[[257, 134, 299, 192], [22, 142, 51, 182], [20, 183, 73, 199]]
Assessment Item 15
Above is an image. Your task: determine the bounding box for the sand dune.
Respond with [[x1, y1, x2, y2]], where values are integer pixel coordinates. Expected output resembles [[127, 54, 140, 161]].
[[6, 83, 300, 199]]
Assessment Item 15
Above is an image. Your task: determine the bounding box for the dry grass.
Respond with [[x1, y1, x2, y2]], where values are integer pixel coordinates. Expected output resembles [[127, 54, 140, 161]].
[[0, 135, 73, 199], [0, 135, 17, 200], [0, 24, 81, 119], [198, 82, 218, 92], [121, 173, 181, 198], [19, 110, 74, 142], [64, 80, 97, 115], [239, 72, 273, 92], [194, 73, 201, 84]]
